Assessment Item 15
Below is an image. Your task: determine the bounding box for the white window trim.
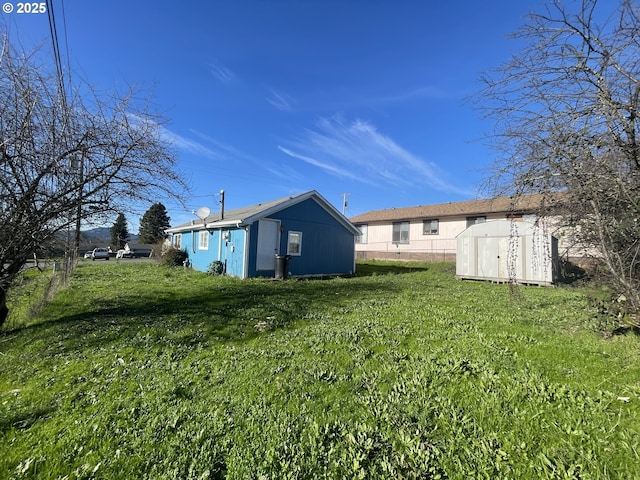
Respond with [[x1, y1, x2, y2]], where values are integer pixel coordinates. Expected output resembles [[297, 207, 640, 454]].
[[356, 224, 368, 244], [466, 216, 486, 228], [198, 230, 209, 250], [392, 221, 410, 244], [287, 231, 302, 256], [173, 233, 182, 248], [423, 219, 439, 235]]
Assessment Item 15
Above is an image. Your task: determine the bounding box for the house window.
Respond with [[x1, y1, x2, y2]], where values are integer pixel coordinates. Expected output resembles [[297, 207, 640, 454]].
[[392, 221, 409, 244], [466, 216, 486, 228], [423, 219, 439, 235], [198, 230, 209, 250], [356, 224, 368, 244], [287, 231, 302, 256], [173, 234, 182, 248]]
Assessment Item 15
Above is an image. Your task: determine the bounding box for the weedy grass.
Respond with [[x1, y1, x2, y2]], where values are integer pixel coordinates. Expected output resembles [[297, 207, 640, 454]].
[[1, 261, 639, 479], [4, 268, 61, 331]]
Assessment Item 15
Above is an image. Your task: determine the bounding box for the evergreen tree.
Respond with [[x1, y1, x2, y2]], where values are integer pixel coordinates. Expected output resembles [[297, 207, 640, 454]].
[[138, 203, 171, 244], [110, 213, 130, 250]]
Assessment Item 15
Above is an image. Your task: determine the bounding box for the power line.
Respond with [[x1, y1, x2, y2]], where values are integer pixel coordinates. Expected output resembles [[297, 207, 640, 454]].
[[46, 0, 80, 251], [46, 0, 66, 103], [60, 0, 72, 91]]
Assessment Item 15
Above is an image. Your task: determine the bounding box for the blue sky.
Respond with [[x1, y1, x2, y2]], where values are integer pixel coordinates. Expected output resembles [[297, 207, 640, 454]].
[[2, 0, 538, 230]]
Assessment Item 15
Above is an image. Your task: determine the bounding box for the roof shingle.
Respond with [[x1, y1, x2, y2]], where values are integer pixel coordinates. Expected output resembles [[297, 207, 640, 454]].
[[349, 194, 550, 223]]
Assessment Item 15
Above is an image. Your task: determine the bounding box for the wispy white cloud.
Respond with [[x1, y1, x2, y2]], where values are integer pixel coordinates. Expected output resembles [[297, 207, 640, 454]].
[[126, 114, 220, 160], [263, 162, 305, 182], [190, 130, 262, 164], [266, 89, 294, 111], [159, 126, 220, 159], [303, 84, 460, 113], [369, 85, 452, 104], [189, 130, 308, 182], [209, 63, 236, 83], [277, 146, 364, 182], [280, 116, 472, 195]]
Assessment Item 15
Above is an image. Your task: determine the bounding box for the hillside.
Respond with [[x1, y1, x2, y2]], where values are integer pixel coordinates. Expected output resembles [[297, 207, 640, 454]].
[[82, 227, 139, 243]]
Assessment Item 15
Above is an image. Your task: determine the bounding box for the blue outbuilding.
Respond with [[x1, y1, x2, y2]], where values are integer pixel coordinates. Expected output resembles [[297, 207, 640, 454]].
[[165, 190, 360, 278]]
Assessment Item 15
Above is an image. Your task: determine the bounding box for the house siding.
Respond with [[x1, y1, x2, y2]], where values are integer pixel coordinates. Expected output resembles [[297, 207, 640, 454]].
[[246, 222, 262, 277], [274, 199, 355, 276], [351, 193, 590, 263], [177, 229, 221, 272], [355, 214, 509, 262], [220, 227, 247, 277], [168, 191, 358, 278], [173, 228, 248, 276], [246, 198, 355, 277], [354, 216, 589, 263]]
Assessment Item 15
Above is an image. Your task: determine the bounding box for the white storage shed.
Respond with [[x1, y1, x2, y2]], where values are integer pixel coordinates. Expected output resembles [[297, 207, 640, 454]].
[[456, 220, 558, 286]]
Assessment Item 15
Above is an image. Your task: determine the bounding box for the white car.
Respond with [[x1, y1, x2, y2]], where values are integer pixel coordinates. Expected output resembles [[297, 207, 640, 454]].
[[83, 251, 93, 259], [91, 248, 110, 261]]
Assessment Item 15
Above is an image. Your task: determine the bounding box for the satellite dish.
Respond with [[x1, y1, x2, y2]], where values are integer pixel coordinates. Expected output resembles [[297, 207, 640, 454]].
[[195, 206, 210, 220]]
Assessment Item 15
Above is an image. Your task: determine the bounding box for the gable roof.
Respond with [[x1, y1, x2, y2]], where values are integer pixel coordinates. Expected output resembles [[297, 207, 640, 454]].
[[349, 193, 551, 224], [166, 190, 360, 235]]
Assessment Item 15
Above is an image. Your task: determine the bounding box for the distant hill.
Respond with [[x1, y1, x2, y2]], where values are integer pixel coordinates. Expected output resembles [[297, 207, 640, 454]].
[[43, 228, 141, 256], [81, 227, 111, 240], [82, 228, 139, 242], [77, 228, 139, 251]]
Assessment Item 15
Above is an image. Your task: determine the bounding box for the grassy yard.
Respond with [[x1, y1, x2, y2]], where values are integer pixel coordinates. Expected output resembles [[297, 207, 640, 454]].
[[1, 261, 639, 479]]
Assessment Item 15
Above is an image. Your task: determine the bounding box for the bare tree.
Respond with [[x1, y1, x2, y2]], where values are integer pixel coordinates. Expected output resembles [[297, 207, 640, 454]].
[[478, 0, 640, 318], [0, 34, 189, 327]]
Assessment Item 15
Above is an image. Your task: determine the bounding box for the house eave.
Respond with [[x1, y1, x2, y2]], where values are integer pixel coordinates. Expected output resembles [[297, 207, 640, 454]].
[[166, 219, 248, 234]]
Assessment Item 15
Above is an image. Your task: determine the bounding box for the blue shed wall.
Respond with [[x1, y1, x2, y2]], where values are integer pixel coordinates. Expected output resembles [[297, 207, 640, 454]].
[[177, 229, 219, 272], [246, 198, 355, 277], [246, 223, 264, 277], [176, 228, 247, 276], [219, 227, 247, 277]]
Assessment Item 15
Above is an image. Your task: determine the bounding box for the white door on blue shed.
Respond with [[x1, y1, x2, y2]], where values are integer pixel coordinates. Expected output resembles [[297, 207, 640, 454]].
[[256, 219, 280, 270]]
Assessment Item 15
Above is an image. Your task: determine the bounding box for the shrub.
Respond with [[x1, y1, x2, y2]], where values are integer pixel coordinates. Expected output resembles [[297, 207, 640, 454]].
[[148, 239, 169, 259], [161, 247, 188, 267], [207, 260, 224, 276]]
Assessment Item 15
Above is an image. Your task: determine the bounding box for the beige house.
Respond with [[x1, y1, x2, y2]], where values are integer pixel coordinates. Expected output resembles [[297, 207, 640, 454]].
[[349, 194, 575, 262]]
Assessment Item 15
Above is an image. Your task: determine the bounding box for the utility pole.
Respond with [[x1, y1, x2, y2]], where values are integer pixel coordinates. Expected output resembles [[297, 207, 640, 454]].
[[341, 193, 351, 215], [219, 189, 225, 220]]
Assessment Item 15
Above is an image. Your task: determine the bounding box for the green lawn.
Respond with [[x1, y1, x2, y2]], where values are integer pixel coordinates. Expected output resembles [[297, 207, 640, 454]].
[[1, 261, 639, 479]]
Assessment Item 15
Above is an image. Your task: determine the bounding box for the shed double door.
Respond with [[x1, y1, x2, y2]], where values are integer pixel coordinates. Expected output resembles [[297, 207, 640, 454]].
[[476, 236, 522, 280]]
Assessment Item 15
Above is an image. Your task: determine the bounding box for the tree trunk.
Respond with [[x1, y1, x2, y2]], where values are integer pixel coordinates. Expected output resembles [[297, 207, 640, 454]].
[[0, 287, 8, 329]]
